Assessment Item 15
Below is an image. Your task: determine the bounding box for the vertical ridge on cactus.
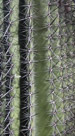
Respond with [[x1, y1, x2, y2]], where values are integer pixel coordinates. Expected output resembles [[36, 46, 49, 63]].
[[58, 1, 68, 135], [3, 0, 11, 135], [24, 1, 36, 135], [0, 0, 20, 136], [48, 1, 65, 135], [72, 3, 75, 127], [32, 0, 52, 135], [10, 0, 20, 136], [63, 1, 75, 135], [0, 0, 12, 135]]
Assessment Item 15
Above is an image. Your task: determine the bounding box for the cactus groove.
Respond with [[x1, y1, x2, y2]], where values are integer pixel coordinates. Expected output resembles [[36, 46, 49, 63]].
[[3, 0, 11, 135], [19, 0, 30, 135]]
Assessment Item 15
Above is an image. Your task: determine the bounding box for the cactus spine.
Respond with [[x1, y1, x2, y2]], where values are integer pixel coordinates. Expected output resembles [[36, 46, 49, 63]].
[[0, 0, 4, 135], [0, 0, 20, 135], [64, 1, 75, 134]]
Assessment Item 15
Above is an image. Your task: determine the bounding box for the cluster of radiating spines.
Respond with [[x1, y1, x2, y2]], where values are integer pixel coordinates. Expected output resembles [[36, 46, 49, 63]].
[[0, 0, 20, 135], [47, 1, 64, 135], [0, 0, 3, 134], [0, 0, 13, 135], [20, 1, 37, 135], [47, 0, 75, 135], [62, 1, 75, 135], [20, 0, 50, 135], [9, 0, 20, 135], [19, 0, 75, 136], [19, 0, 33, 135]]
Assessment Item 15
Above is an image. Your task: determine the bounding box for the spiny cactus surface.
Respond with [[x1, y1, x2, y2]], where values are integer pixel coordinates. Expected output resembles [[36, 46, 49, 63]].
[[0, 0, 75, 136]]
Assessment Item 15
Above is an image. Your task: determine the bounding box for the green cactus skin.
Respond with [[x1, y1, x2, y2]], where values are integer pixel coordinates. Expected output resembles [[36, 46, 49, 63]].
[[23, 1, 75, 136], [22, 0, 51, 136], [63, 1, 75, 135], [9, 0, 20, 136], [72, 1, 75, 131], [59, 2, 70, 135], [25, 1, 36, 135], [30, 0, 52, 136], [58, 2, 68, 135], [0, 0, 20, 135], [48, 1, 65, 135], [0, 0, 11, 135]]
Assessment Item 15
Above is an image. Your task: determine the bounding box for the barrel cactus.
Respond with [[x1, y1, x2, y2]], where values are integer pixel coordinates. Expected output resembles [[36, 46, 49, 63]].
[[0, 0, 75, 136]]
